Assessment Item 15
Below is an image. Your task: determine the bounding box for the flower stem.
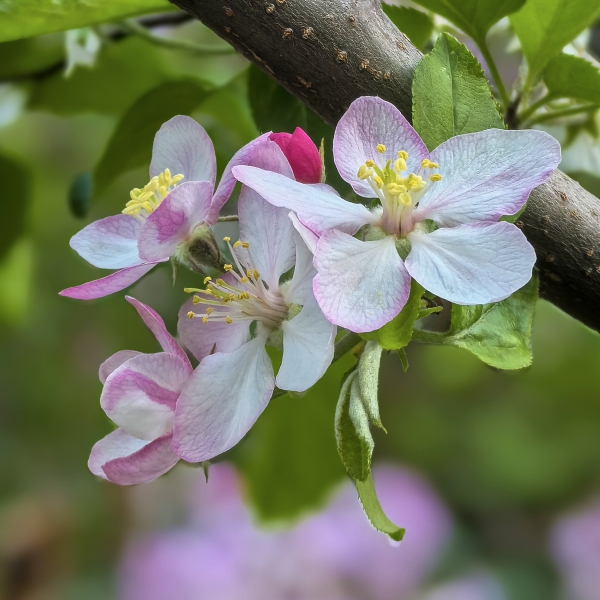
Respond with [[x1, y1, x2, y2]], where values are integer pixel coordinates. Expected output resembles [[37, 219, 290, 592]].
[[121, 19, 236, 56], [518, 93, 554, 124], [525, 104, 597, 127], [218, 215, 239, 222], [477, 38, 510, 109]]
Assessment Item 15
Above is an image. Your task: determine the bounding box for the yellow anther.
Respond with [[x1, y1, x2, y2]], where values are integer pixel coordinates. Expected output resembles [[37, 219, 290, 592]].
[[241, 277, 249, 283], [394, 158, 407, 172], [187, 311, 194, 319], [203, 276, 212, 284], [247, 270, 253, 278], [184, 287, 201, 293], [373, 175, 383, 188], [430, 174, 442, 182], [202, 316, 209, 323], [398, 150, 408, 160], [193, 295, 201, 305], [253, 269, 260, 279], [215, 279, 225, 286], [365, 159, 375, 167], [223, 264, 233, 272], [241, 242, 250, 249], [357, 165, 374, 180], [376, 144, 386, 154], [238, 293, 245, 300], [228, 294, 235, 301], [223, 236, 231, 242], [205, 307, 213, 315], [226, 316, 233, 324], [233, 240, 242, 248]]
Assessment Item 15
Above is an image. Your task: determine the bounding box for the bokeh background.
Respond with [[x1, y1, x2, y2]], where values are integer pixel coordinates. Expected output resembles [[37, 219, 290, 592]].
[[1, 7, 600, 600]]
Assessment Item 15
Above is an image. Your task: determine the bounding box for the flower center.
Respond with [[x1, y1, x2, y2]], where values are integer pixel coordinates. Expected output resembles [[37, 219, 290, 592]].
[[123, 168, 184, 220], [357, 145, 442, 237], [185, 237, 289, 330]]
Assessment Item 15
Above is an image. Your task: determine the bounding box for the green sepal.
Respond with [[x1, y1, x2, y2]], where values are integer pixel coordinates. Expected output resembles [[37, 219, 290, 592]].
[[395, 348, 409, 373], [357, 341, 386, 430], [543, 53, 600, 106], [356, 472, 405, 542]]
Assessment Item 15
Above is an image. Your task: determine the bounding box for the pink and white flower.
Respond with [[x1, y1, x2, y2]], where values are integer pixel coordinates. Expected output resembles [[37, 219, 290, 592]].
[[233, 96, 561, 333], [171, 142, 336, 463], [89, 296, 192, 485], [60, 116, 270, 300], [269, 127, 322, 184]]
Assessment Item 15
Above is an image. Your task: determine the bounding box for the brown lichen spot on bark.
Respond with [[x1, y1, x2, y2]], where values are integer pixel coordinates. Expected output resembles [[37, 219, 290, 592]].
[[296, 76, 313, 89], [266, 3, 275, 14], [223, 6, 234, 17], [546, 254, 555, 263], [586, 249, 595, 257], [570, 210, 579, 218], [383, 71, 391, 80], [282, 27, 293, 39], [596, 266, 600, 275], [559, 191, 568, 201], [224, 26, 232, 33], [397, 40, 407, 52], [302, 27, 314, 39], [359, 58, 382, 80], [276, 0, 286, 4], [335, 47, 348, 63], [515, 220, 525, 229], [543, 215, 550, 223], [348, 15, 357, 27], [548, 272, 562, 283], [586, 268, 593, 277]]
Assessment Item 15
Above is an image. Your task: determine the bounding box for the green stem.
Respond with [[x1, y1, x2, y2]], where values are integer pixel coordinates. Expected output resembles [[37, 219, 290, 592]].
[[121, 19, 235, 56], [411, 329, 446, 344], [477, 38, 510, 109], [218, 215, 239, 222], [525, 103, 597, 126], [518, 93, 554, 124]]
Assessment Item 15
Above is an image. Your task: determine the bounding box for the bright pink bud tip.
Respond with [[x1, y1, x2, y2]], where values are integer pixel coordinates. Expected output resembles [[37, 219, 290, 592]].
[[270, 127, 322, 184]]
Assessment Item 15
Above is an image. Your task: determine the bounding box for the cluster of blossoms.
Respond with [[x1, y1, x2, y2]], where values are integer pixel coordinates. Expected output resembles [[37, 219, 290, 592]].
[[62, 96, 560, 484]]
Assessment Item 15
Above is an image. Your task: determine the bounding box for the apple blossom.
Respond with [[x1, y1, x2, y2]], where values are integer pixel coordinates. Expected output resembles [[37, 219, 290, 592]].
[[269, 127, 322, 183], [233, 96, 561, 333], [60, 115, 271, 300], [88, 296, 191, 485], [171, 141, 336, 463]]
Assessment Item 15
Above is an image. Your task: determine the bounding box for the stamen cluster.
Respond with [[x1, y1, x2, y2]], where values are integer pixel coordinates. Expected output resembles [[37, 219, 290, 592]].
[[123, 168, 184, 219]]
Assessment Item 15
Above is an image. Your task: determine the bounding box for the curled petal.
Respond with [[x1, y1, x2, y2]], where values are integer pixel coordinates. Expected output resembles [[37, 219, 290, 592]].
[[334, 96, 429, 197], [313, 231, 411, 333], [137, 181, 213, 263], [59, 262, 160, 300], [405, 221, 537, 304], [172, 332, 274, 463], [99, 350, 142, 384], [270, 127, 322, 184], [413, 129, 561, 227], [70, 214, 142, 269], [150, 115, 216, 187]]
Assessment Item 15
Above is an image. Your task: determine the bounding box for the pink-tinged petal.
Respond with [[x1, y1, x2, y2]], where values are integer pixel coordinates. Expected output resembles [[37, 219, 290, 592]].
[[406, 222, 536, 304], [270, 127, 322, 183], [177, 295, 250, 362], [284, 223, 317, 305], [277, 293, 336, 392], [101, 353, 190, 440], [89, 429, 178, 485], [59, 263, 159, 300], [150, 115, 216, 186], [237, 139, 295, 288], [313, 231, 410, 333], [233, 165, 377, 235], [137, 181, 213, 263], [172, 331, 274, 462], [70, 214, 142, 269], [208, 132, 272, 223], [126, 296, 191, 369], [289, 211, 318, 253], [413, 129, 561, 227], [99, 350, 142, 384], [334, 96, 429, 197]]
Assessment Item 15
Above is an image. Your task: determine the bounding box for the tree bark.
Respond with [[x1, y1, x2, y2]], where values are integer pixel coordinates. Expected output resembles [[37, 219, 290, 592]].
[[170, 0, 600, 332]]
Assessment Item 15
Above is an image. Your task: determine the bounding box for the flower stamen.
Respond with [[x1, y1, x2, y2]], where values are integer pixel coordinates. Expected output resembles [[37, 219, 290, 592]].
[[123, 168, 184, 219]]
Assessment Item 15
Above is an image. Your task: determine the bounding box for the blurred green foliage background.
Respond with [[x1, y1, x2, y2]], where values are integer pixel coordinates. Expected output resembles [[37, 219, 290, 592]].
[[1, 11, 600, 600]]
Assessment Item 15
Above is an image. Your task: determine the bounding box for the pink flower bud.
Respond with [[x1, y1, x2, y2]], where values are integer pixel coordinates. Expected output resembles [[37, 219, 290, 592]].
[[269, 127, 322, 184]]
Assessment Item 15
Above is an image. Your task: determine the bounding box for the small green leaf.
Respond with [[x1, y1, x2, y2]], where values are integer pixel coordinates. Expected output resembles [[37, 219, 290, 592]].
[[511, 0, 600, 76], [357, 341, 385, 429], [93, 79, 212, 197], [0, 153, 30, 260], [68, 172, 93, 218], [543, 53, 600, 105], [361, 280, 424, 350], [411, 0, 525, 42], [248, 65, 307, 133], [0, 35, 64, 80], [0, 0, 175, 43], [412, 33, 504, 151], [355, 472, 405, 542], [335, 371, 374, 482], [382, 5, 434, 49]]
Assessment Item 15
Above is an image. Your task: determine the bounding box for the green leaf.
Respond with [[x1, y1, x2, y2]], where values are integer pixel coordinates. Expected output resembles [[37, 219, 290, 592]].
[[0, 153, 30, 261], [543, 53, 600, 105], [248, 65, 307, 133], [231, 354, 352, 522], [361, 280, 424, 350], [355, 472, 405, 542], [357, 341, 385, 429], [511, 0, 600, 76], [93, 79, 212, 197], [418, 273, 539, 370], [0, 0, 174, 43], [0, 35, 64, 80], [68, 173, 93, 218], [411, 0, 525, 42], [382, 5, 434, 49], [412, 33, 504, 151], [335, 371, 374, 481]]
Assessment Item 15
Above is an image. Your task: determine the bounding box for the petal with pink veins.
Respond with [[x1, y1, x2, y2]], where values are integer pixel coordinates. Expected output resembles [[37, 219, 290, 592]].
[[89, 428, 178, 485], [233, 165, 377, 235], [406, 221, 536, 305], [137, 181, 214, 263], [69, 214, 143, 269], [99, 350, 142, 384], [277, 293, 336, 392], [101, 353, 190, 441], [289, 211, 318, 253], [150, 116, 216, 187], [313, 231, 411, 333], [284, 224, 317, 305], [333, 96, 429, 197], [126, 296, 191, 368], [59, 262, 160, 300], [172, 330, 274, 463], [412, 129, 561, 227]]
